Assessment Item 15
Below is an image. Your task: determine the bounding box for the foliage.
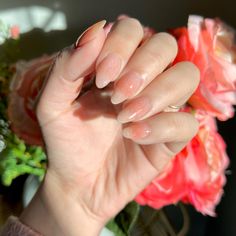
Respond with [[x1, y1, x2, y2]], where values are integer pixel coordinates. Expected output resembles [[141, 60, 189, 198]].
[[0, 20, 46, 186], [0, 119, 46, 186], [106, 201, 140, 236]]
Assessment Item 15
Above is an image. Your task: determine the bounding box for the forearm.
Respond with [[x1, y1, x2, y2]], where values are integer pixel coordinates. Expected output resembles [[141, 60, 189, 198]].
[[20, 173, 104, 236]]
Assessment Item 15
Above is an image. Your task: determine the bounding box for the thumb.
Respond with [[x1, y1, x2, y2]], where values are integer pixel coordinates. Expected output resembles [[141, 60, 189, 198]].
[[36, 20, 106, 121]]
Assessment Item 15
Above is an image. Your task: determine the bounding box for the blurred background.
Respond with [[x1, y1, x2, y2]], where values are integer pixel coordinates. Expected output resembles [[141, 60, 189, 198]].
[[0, 0, 236, 235]]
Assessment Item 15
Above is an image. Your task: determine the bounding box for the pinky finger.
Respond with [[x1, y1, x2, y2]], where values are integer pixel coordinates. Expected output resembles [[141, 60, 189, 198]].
[[122, 111, 199, 149], [122, 112, 199, 196]]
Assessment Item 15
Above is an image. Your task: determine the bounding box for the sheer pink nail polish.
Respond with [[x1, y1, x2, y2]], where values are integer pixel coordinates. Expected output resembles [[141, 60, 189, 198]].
[[96, 53, 123, 88], [123, 122, 151, 140], [117, 96, 152, 123], [111, 71, 144, 104], [75, 20, 106, 48]]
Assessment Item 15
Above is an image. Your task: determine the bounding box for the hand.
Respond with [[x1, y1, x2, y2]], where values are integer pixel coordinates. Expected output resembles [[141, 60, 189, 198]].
[[20, 18, 200, 236]]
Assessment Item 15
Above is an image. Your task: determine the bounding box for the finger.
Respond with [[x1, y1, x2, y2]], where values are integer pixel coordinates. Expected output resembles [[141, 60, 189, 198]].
[[122, 112, 199, 145], [122, 112, 199, 198], [36, 20, 106, 123], [95, 18, 144, 88], [111, 32, 178, 104], [117, 62, 200, 123]]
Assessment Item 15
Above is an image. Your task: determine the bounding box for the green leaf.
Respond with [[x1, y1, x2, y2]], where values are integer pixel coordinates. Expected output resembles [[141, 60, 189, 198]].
[[106, 220, 126, 236], [0, 23, 46, 186], [106, 201, 140, 236], [0, 119, 46, 186]]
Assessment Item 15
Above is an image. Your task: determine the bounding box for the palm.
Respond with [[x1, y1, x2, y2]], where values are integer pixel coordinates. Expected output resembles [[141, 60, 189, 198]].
[[41, 83, 157, 219]]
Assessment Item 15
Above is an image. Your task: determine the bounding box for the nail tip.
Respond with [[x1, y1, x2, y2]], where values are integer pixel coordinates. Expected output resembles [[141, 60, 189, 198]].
[[117, 118, 126, 124], [96, 83, 104, 89], [122, 129, 131, 139], [95, 20, 107, 29], [117, 114, 129, 124], [99, 19, 107, 27], [111, 95, 124, 105], [96, 79, 109, 89], [111, 99, 119, 105], [75, 19, 106, 48], [111, 99, 121, 105]]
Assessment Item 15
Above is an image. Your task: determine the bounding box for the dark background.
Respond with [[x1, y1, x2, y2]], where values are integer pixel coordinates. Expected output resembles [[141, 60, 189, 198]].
[[0, 0, 236, 235], [2, 0, 236, 31]]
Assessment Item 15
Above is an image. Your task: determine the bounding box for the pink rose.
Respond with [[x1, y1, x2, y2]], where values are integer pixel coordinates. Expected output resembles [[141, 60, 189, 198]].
[[171, 15, 236, 121], [136, 109, 229, 216], [8, 55, 54, 146]]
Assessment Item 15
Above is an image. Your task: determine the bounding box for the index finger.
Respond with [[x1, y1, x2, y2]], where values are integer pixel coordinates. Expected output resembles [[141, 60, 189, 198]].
[[36, 20, 106, 124]]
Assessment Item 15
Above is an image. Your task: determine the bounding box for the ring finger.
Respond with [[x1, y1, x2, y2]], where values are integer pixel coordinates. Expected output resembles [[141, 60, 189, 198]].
[[122, 111, 199, 172], [122, 112, 199, 145], [117, 61, 200, 123]]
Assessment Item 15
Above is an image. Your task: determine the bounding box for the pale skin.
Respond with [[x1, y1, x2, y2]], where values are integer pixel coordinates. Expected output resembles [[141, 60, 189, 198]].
[[20, 18, 200, 236]]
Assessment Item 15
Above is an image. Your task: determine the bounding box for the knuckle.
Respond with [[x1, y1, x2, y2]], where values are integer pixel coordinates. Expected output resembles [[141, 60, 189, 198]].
[[35, 97, 54, 124], [118, 17, 144, 38], [155, 32, 178, 57], [181, 113, 199, 140], [175, 61, 200, 91], [183, 61, 200, 79], [161, 114, 180, 139], [55, 46, 71, 62], [148, 32, 178, 64], [189, 115, 200, 137], [146, 48, 165, 67], [182, 61, 200, 87], [167, 114, 182, 132], [166, 113, 199, 141], [54, 46, 71, 74]]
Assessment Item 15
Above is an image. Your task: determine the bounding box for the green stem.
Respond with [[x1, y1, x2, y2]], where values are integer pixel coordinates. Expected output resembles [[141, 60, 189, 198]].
[[177, 203, 190, 236], [159, 210, 177, 236]]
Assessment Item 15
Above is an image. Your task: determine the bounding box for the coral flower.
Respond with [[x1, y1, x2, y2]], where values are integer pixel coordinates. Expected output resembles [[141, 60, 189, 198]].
[[171, 15, 236, 120], [136, 109, 229, 216]]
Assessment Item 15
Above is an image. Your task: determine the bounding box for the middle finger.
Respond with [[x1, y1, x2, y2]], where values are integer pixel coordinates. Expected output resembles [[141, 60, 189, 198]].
[[111, 32, 178, 104]]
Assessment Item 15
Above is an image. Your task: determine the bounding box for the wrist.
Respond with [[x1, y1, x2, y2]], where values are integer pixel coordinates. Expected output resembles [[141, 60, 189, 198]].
[[20, 172, 105, 236]]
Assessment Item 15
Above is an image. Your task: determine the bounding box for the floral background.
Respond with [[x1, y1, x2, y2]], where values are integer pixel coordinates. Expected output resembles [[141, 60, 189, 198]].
[[0, 1, 236, 235]]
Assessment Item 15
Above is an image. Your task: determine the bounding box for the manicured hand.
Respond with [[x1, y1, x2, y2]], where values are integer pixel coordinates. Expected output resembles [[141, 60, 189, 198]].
[[21, 18, 200, 236]]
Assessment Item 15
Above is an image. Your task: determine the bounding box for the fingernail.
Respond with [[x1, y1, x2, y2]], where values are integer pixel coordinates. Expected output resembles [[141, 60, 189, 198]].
[[111, 71, 144, 104], [117, 96, 152, 123], [75, 20, 106, 48], [123, 122, 151, 140], [96, 53, 123, 88]]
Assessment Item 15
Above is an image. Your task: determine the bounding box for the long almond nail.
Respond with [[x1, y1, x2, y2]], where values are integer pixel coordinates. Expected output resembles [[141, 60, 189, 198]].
[[111, 71, 144, 104], [117, 97, 152, 123], [96, 53, 123, 88], [75, 20, 106, 48], [123, 122, 151, 140]]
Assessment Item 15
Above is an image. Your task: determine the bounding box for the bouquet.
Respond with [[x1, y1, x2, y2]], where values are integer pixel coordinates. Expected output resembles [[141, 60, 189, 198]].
[[0, 15, 236, 235]]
